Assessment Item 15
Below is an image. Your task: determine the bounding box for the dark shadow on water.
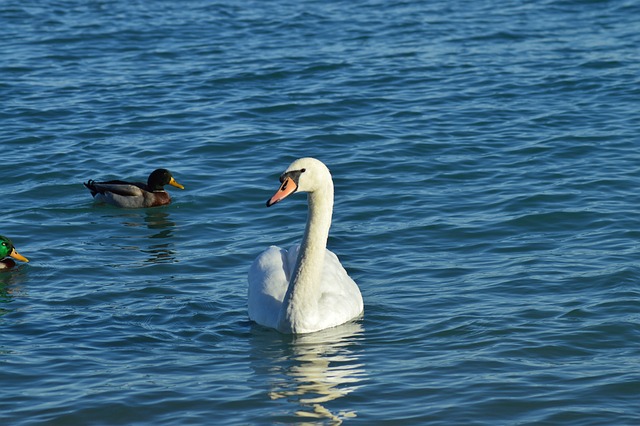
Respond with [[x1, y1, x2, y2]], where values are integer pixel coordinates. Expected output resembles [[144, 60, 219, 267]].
[[250, 322, 366, 424]]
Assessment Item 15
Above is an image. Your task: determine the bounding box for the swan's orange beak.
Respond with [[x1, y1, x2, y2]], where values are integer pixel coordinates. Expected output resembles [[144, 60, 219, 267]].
[[10, 248, 29, 263], [267, 177, 297, 207]]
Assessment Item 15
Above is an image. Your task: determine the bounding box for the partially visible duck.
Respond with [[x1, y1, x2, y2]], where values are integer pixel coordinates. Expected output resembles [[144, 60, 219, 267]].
[[0, 235, 29, 270], [84, 168, 184, 208]]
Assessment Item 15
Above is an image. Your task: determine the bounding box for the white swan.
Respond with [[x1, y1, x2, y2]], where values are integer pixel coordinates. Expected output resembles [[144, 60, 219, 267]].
[[248, 158, 363, 334]]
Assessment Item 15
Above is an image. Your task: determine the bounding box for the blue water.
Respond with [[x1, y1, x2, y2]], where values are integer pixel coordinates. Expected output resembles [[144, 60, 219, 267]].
[[2, 0, 639, 424]]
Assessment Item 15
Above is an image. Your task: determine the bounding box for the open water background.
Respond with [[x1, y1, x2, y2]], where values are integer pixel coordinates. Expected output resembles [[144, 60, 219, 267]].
[[1, 0, 639, 424]]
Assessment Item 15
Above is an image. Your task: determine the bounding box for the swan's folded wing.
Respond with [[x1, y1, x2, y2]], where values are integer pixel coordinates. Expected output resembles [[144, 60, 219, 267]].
[[319, 249, 364, 319], [248, 245, 294, 328]]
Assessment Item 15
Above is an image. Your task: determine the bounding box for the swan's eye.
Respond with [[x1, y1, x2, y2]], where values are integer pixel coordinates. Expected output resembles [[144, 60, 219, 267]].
[[301, 168, 306, 173]]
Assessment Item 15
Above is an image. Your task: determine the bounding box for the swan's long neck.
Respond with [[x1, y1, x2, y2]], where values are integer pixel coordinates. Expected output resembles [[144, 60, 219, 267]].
[[278, 180, 334, 333]]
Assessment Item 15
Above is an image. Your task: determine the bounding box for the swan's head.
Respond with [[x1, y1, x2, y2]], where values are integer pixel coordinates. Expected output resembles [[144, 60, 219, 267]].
[[266, 157, 331, 207]]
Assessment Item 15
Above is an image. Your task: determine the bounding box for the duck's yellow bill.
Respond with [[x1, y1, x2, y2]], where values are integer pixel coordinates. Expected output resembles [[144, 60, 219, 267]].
[[169, 177, 185, 190], [10, 248, 29, 263]]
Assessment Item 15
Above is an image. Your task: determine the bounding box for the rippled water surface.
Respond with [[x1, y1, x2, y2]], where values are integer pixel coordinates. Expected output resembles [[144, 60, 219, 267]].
[[2, 0, 639, 424]]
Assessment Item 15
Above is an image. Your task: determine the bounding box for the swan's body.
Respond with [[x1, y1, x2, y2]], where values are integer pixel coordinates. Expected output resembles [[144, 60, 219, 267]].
[[248, 158, 363, 334]]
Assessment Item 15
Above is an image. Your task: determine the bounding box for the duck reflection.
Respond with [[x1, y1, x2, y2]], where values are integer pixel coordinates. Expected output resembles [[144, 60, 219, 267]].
[[0, 267, 28, 317], [116, 210, 177, 264], [141, 210, 176, 264], [253, 322, 366, 424]]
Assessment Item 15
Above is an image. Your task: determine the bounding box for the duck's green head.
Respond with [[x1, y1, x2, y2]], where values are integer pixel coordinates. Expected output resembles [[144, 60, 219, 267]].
[[148, 169, 185, 192], [0, 236, 29, 263]]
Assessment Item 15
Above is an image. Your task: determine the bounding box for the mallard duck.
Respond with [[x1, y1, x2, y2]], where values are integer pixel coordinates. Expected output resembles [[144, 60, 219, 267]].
[[0, 235, 29, 270], [84, 168, 184, 208]]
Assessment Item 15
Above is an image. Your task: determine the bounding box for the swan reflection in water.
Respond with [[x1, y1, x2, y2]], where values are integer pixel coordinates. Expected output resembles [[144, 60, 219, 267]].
[[253, 322, 366, 424]]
